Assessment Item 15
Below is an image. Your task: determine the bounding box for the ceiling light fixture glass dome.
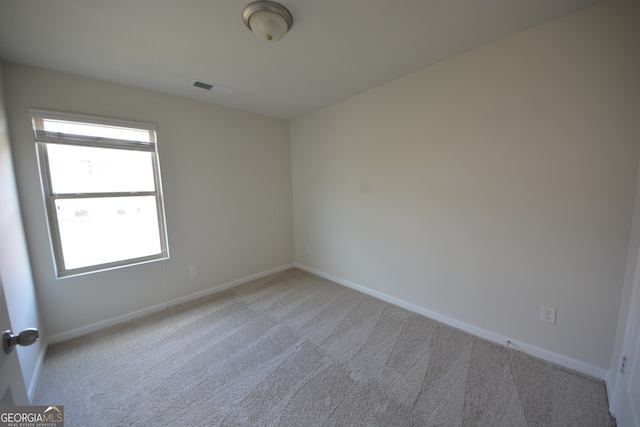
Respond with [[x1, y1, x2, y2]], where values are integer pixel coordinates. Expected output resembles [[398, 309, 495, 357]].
[[242, 1, 293, 42]]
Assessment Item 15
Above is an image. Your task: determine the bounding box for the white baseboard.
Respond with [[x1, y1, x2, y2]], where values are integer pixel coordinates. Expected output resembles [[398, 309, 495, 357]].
[[47, 263, 294, 345], [27, 341, 48, 403], [295, 263, 607, 381], [45, 261, 607, 381], [604, 371, 614, 413]]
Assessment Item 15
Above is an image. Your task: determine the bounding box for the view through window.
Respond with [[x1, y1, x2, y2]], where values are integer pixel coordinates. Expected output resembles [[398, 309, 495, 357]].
[[30, 110, 169, 277]]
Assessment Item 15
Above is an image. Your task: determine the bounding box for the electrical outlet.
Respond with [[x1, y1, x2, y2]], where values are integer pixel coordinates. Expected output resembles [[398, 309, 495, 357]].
[[190, 266, 199, 277], [541, 306, 556, 324], [305, 246, 310, 255]]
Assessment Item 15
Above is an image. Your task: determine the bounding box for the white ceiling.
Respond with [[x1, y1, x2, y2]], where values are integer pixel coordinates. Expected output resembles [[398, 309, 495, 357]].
[[0, 0, 604, 120]]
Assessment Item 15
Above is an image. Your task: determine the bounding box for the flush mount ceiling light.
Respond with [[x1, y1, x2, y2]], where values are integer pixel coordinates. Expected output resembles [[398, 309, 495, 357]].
[[242, 1, 293, 42]]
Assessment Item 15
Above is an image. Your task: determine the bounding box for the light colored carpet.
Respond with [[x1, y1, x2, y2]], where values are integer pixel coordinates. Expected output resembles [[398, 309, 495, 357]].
[[34, 268, 616, 426]]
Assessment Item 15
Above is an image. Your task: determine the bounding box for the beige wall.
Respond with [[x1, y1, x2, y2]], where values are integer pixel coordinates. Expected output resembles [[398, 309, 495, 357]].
[[291, 0, 640, 373], [2, 63, 293, 337]]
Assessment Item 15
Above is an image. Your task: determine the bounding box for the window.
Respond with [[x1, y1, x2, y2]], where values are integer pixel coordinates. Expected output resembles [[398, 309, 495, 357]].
[[29, 109, 169, 278]]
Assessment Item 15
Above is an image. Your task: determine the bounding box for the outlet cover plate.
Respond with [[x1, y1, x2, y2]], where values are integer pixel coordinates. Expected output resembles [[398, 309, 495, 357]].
[[541, 306, 556, 324]]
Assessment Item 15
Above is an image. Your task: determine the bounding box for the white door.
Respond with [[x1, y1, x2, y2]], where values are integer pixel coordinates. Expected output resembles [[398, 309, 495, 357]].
[[614, 270, 640, 427], [0, 272, 29, 405], [611, 161, 640, 427]]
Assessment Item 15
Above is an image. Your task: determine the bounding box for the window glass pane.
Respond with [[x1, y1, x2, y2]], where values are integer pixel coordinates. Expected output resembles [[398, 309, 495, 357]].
[[47, 145, 156, 194], [42, 118, 152, 142], [31, 111, 168, 277], [55, 196, 162, 270]]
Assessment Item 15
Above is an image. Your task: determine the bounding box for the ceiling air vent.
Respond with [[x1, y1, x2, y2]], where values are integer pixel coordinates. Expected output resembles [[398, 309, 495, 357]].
[[193, 80, 213, 90], [192, 80, 234, 96]]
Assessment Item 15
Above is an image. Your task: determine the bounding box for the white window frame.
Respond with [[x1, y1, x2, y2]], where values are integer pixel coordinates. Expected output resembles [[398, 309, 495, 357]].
[[29, 109, 170, 278]]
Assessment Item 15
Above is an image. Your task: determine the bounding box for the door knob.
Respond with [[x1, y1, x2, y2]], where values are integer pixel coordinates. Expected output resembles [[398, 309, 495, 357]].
[[3, 328, 39, 354]]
